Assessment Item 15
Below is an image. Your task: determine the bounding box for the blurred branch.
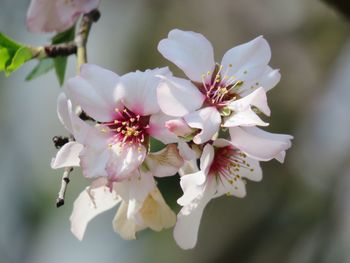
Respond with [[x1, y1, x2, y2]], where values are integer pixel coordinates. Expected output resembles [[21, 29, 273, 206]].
[[323, 0, 350, 19], [56, 167, 73, 207]]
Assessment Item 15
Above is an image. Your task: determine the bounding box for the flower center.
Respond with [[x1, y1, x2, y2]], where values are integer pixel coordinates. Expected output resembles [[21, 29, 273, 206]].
[[103, 107, 150, 146], [196, 64, 243, 108], [209, 146, 253, 184]]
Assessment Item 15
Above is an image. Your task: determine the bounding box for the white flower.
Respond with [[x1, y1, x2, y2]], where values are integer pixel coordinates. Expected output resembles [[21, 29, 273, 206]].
[[70, 144, 182, 240], [26, 0, 100, 33], [60, 64, 177, 181], [174, 133, 292, 249], [157, 29, 280, 144]]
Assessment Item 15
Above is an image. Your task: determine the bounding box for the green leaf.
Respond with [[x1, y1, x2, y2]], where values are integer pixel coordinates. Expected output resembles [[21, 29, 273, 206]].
[[25, 25, 76, 84], [0, 32, 21, 50], [0, 32, 34, 75], [52, 26, 75, 44], [54, 57, 67, 86], [52, 26, 75, 86], [26, 58, 55, 81], [0, 48, 10, 71], [149, 137, 166, 152], [5, 46, 33, 75]]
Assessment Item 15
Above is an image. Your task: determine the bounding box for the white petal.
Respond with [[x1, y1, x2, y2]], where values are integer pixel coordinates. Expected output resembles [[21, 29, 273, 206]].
[[174, 181, 216, 249], [70, 182, 120, 241], [57, 93, 73, 134], [158, 29, 215, 82], [184, 107, 221, 144], [238, 66, 281, 96], [228, 87, 270, 116], [146, 144, 184, 177], [177, 171, 207, 206], [221, 36, 271, 82], [200, 143, 215, 175], [223, 109, 268, 127], [157, 76, 204, 117], [117, 68, 169, 116], [229, 127, 293, 162], [114, 171, 156, 219], [65, 65, 119, 122], [240, 157, 263, 182], [148, 113, 179, 144], [51, 141, 83, 169], [214, 177, 247, 198]]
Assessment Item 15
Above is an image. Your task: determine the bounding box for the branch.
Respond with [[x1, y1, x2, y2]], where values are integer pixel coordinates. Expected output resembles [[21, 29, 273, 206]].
[[56, 167, 73, 207], [75, 9, 101, 71], [31, 42, 77, 59]]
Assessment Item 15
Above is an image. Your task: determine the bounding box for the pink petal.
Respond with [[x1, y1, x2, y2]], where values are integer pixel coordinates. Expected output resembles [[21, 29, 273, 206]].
[[106, 144, 147, 181], [64, 64, 120, 123], [26, 0, 100, 33], [165, 118, 193, 137], [184, 107, 221, 144], [158, 29, 215, 82], [117, 68, 170, 116], [157, 76, 204, 117], [148, 113, 179, 144], [79, 127, 111, 178]]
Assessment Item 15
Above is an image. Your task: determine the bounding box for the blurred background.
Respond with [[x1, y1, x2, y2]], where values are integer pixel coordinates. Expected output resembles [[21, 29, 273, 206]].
[[0, 0, 349, 262]]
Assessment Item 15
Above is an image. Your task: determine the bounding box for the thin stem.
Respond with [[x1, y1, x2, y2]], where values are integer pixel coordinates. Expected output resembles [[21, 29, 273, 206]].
[[56, 167, 73, 207]]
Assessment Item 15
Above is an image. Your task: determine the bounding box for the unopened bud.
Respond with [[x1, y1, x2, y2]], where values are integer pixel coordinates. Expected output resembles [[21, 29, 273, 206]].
[[165, 119, 193, 137]]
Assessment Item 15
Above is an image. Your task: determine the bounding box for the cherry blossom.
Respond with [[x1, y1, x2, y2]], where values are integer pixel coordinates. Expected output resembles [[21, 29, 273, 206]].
[[27, 0, 100, 33], [61, 64, 177, 182], [173, 135, 291, 249], [157, 29, 280, 144]]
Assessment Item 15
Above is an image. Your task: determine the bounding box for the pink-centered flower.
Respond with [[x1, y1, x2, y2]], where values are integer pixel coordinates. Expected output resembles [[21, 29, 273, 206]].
[[26, 0, 100, 33], [157, 29, 280, 144], [173, 134, 292, 249], [52, 64, 178, 182]]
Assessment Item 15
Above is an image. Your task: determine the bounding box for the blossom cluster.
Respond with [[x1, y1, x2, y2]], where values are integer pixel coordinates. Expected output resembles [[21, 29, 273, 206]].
[[52, 29, 292, 249]]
